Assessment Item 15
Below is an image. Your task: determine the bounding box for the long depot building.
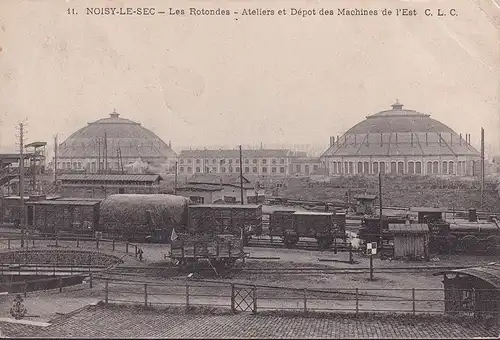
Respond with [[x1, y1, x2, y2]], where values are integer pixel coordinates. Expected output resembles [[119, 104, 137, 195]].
[[321, 101, 481, 177]]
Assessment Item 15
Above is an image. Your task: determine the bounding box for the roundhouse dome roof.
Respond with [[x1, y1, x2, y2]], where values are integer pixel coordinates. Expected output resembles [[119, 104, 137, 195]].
[[322, 101, 479, 158], [58, 110, 177, 161]]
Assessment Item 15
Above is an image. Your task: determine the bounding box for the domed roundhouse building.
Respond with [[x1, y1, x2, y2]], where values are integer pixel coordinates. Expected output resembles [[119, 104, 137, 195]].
[[57, 110, 177, 173], [321, 101, 480, 177]]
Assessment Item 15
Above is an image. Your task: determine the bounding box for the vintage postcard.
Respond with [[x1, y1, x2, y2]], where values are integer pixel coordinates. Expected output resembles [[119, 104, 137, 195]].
[[0, 0, 499, 338]]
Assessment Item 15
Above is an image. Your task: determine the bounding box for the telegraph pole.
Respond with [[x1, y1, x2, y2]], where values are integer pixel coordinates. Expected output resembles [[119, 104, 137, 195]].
[[54, 134, 58, 184], [239, 145, 244, 204], [480, 127, 485, 208], [174, 161, 178, 195], [18, 123, 25, 247]]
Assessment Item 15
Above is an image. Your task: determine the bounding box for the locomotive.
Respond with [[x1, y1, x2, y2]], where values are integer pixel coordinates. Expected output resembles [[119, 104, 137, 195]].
[[357, 207, 500, 254]]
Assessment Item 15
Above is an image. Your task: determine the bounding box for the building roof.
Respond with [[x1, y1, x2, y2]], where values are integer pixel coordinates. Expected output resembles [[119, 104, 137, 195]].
[[354, 194, 377, 200], [58, 173, 163, 182], [322, 102, 480, 158], [388, 223, 429, 234], [57, 110, 177, 161], [26, 200, 101, 207], [433, 263, 500, 289], [176, 184, 223, 192], [179, 149, 292, 159], [290, 157, 321, 164]]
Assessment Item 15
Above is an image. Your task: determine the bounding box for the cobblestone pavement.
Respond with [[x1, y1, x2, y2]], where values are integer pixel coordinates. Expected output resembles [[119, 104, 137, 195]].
[[0, 304, 498, 339]]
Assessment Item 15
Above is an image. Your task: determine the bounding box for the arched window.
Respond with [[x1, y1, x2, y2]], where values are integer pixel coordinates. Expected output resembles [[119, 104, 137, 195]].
[[433, 161, 439, 174], [391, 162, 397, 174], [472, 161, 476, 176], [372, 162, 379, 174], [344, 162, 349, 174], [427, 161, 433, 174], [442, 161, 448, 175], [363, 162, 369, 174], [338, 162, 342, 174], [397, 161, 404, 174], [348, 162, 354, 174], [448, 161, 454, 175], [380, 162, 385, 174], [415, 161, 422, 174], [332, 162, 338, 174], [408, 161, 415, 175], [357, 162, 363, 174]]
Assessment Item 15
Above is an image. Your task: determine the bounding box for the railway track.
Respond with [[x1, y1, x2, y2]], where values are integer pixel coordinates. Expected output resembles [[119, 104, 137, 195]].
[[101, 264, 471, 277]]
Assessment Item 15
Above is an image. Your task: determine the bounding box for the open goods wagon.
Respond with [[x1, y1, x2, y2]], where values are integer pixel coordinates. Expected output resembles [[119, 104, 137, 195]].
[[269, 210, 346, 249], [170, 234, 244, 271], [187, 204, 263, 244]]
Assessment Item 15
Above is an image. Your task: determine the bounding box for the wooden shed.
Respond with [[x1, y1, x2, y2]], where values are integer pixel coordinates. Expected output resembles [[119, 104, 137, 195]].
[[433, 263, 500, 318], [353, 194, 377, 215], [388, 223, 430, 260]]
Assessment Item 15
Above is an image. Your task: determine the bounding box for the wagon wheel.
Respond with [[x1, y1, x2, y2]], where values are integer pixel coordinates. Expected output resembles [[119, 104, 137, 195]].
[[316, 236, 333, 249], [459, 235, 479, 253], [485, 235, 500, 254], [283, 235, 299, 248]]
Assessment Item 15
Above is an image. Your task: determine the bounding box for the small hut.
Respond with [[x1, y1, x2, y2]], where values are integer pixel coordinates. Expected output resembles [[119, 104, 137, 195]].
[[353, 194, 377, 215], [388, 223, 430, 260], [433, 263, 500, 319]]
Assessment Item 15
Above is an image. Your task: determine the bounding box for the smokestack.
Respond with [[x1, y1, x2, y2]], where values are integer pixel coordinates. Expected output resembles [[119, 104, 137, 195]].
[[380, 133, 383, 146], [411, 132, 413, 147], [459, 133, 462, 145], [426, 132, 428, 145], [438, 133, 441, 145], [354, 134, 357, 145]]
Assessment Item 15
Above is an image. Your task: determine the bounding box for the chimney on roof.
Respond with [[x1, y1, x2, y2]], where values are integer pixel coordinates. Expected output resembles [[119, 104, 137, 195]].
[[336, 136, 339, 144], [391, 99, 403, 110], [460, 133, 462, 145]]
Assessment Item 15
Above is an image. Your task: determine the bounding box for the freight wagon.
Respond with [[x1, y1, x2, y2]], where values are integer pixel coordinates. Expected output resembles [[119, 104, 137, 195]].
[[268, 210, 346, 248]]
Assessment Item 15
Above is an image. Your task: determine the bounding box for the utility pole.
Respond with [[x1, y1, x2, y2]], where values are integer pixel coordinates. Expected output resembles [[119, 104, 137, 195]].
[[54, 134, 58, 184], [239, 145, 244, 204], [174, 161, 178, 195], [104, 132, 108, 173], [480, 127, 485, 208], [18, 123, 26, 247]]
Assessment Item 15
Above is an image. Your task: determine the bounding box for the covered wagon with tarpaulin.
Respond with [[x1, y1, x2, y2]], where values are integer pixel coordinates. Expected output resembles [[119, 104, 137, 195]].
[[187, 204, 263, 244], [26, 198, 102, 235], [433, 263, 500, 320], [99, 194, 189, 242], [170, 234, 244, 274]]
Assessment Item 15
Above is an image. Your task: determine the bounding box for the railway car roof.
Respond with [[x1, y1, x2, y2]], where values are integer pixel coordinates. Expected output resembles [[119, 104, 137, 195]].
[[189, 204, 261, 209], [26, 200, 101, 206], [293, 211, 334, 216], [388, 223, 429, 234], [410, 207, 445, 212], [433, 263, 500, 289]]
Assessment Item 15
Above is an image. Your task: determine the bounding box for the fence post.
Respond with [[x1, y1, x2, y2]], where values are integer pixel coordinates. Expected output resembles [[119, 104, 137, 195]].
[[231, 284, 235, 312], [303, 288, 307, 313], [105, 279, 109, 306], [77, 237, 80, 248], [32, 238, 35, 248], [252, 285, 257, 314], [90, 273, 93, 288], [112, 239, 115, 252], [8, 238, 10, 249], [24, 281, 27, 297], [144, 284, 148, 307], [135, 245, 138, 258], [185, 283, 190, 309], [56, 237, 58, 247], [59, 277, 63, 292], [412, 288, 416, 316], [355, 288, 359, 317], [349, 243, 353, 264], [126, 242, 129, 253], [334, 237, 337, 254], [96, 239, 99, 249]]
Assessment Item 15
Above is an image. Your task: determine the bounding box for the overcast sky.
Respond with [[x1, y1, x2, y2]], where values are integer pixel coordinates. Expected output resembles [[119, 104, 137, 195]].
[[0, 0, 498, 156]]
